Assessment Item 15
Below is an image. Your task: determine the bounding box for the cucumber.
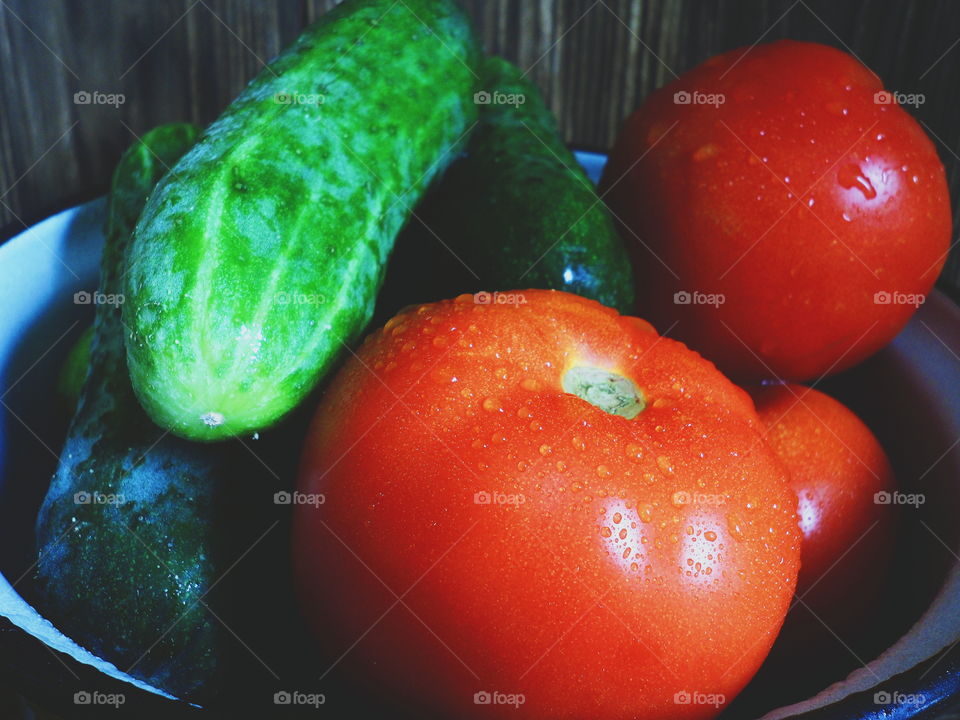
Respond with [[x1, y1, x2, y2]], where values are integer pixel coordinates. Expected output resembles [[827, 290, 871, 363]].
[[35, 123, 237, 699], [377, 55, 635, 317], [57, 325, 93, 416], [124, 0, 481, 441]]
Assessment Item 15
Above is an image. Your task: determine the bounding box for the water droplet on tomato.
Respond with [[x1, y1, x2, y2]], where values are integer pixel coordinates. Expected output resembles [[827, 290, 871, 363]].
[[692, 143, 720, 162], [482, 397, 501, 412], [727, 514, 745, 540], [838, 163, 877, 199], [824, 100, 848, 116], [704, 531, 718, 542]]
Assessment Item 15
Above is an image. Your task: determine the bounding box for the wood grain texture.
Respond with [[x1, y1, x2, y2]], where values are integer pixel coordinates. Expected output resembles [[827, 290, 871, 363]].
[[1, 0, 959, 289]]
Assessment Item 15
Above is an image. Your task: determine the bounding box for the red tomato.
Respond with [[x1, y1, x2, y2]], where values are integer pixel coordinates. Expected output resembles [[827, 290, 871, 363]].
[[748, 383, 895, 636], [602, 40, 951, 382], [294, 290, 801, 720]]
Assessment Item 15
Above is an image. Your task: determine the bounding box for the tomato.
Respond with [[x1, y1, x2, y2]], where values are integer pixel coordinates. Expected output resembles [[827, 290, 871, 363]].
[[294, 290, 801, 720], [748, 383, 895, 637], [602, 40, 951, 382]]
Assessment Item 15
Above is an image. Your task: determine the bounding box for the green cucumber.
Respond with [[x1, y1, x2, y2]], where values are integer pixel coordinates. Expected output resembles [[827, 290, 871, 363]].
[[124, 0, 481, 441], [377, 55, 635, 317], [36, 123, 236, 699], [57, 324, 93, 416]]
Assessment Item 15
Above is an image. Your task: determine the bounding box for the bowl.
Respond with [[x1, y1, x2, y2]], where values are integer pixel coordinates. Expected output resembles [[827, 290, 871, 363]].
[[1, 152, 959, 718]]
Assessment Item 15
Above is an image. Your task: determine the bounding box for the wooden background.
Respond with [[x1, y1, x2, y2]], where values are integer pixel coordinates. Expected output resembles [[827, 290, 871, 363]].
[[2, 0, 960, 291]]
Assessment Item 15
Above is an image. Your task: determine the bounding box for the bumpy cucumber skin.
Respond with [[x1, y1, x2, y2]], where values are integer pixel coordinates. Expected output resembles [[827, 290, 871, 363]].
[[35, 124, 233, 699], [124, 0, 481, 441], [377, 55, 635, 318]]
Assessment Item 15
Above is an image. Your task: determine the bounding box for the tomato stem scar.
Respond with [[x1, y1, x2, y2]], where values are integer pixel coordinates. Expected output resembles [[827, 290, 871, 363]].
[[561, 366, 645, 419]]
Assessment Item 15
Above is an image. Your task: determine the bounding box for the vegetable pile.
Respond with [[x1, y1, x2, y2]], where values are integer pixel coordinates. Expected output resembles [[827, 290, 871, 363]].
[[34, 0, 949, 717]]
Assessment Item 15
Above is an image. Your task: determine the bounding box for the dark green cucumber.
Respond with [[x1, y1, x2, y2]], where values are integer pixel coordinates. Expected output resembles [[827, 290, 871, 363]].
[[124, 0, 481, 441], [35, 123, 236, 699], [377, 55, 636, 318], [57, 324, 93, 416]]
